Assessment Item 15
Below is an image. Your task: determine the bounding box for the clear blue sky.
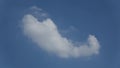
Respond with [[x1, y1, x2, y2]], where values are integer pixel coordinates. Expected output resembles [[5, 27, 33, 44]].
[[0, 0, 119, 68]]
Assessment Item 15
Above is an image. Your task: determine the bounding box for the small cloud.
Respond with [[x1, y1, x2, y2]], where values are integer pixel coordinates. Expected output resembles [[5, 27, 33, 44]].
[[59, 26, 78, 37], [28, 6, 49, 22], [30, 6, 43, 11], [69, 26, 78, 31], [22, 7, 100, 58]]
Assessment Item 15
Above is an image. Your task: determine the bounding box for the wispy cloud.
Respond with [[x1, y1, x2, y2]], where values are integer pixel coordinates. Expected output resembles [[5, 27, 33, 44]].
[[22, 7, 100, 58]]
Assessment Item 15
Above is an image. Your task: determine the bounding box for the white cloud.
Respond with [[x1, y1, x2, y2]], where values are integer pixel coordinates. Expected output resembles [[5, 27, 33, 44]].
[[22, 12, 100, 58], [30, 6, 43, 11]]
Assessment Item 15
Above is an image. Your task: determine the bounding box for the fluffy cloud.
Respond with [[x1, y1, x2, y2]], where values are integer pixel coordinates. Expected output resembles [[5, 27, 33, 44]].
[[22, 8, 100, 58]]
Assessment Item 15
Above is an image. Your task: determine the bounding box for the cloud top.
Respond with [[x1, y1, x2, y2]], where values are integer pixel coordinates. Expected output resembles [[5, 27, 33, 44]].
[[22, 7, 100, 58]]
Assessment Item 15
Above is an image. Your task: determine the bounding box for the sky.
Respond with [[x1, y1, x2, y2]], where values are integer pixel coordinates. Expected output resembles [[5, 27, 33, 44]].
[[0, 0, 120, 68]]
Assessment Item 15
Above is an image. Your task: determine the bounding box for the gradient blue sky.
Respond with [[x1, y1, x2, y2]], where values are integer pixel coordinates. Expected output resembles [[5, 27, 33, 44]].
[[0, 0, 119, 68]]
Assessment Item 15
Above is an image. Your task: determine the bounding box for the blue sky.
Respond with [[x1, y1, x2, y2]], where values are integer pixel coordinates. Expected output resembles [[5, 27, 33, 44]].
[[0, 0, 119, 68]]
